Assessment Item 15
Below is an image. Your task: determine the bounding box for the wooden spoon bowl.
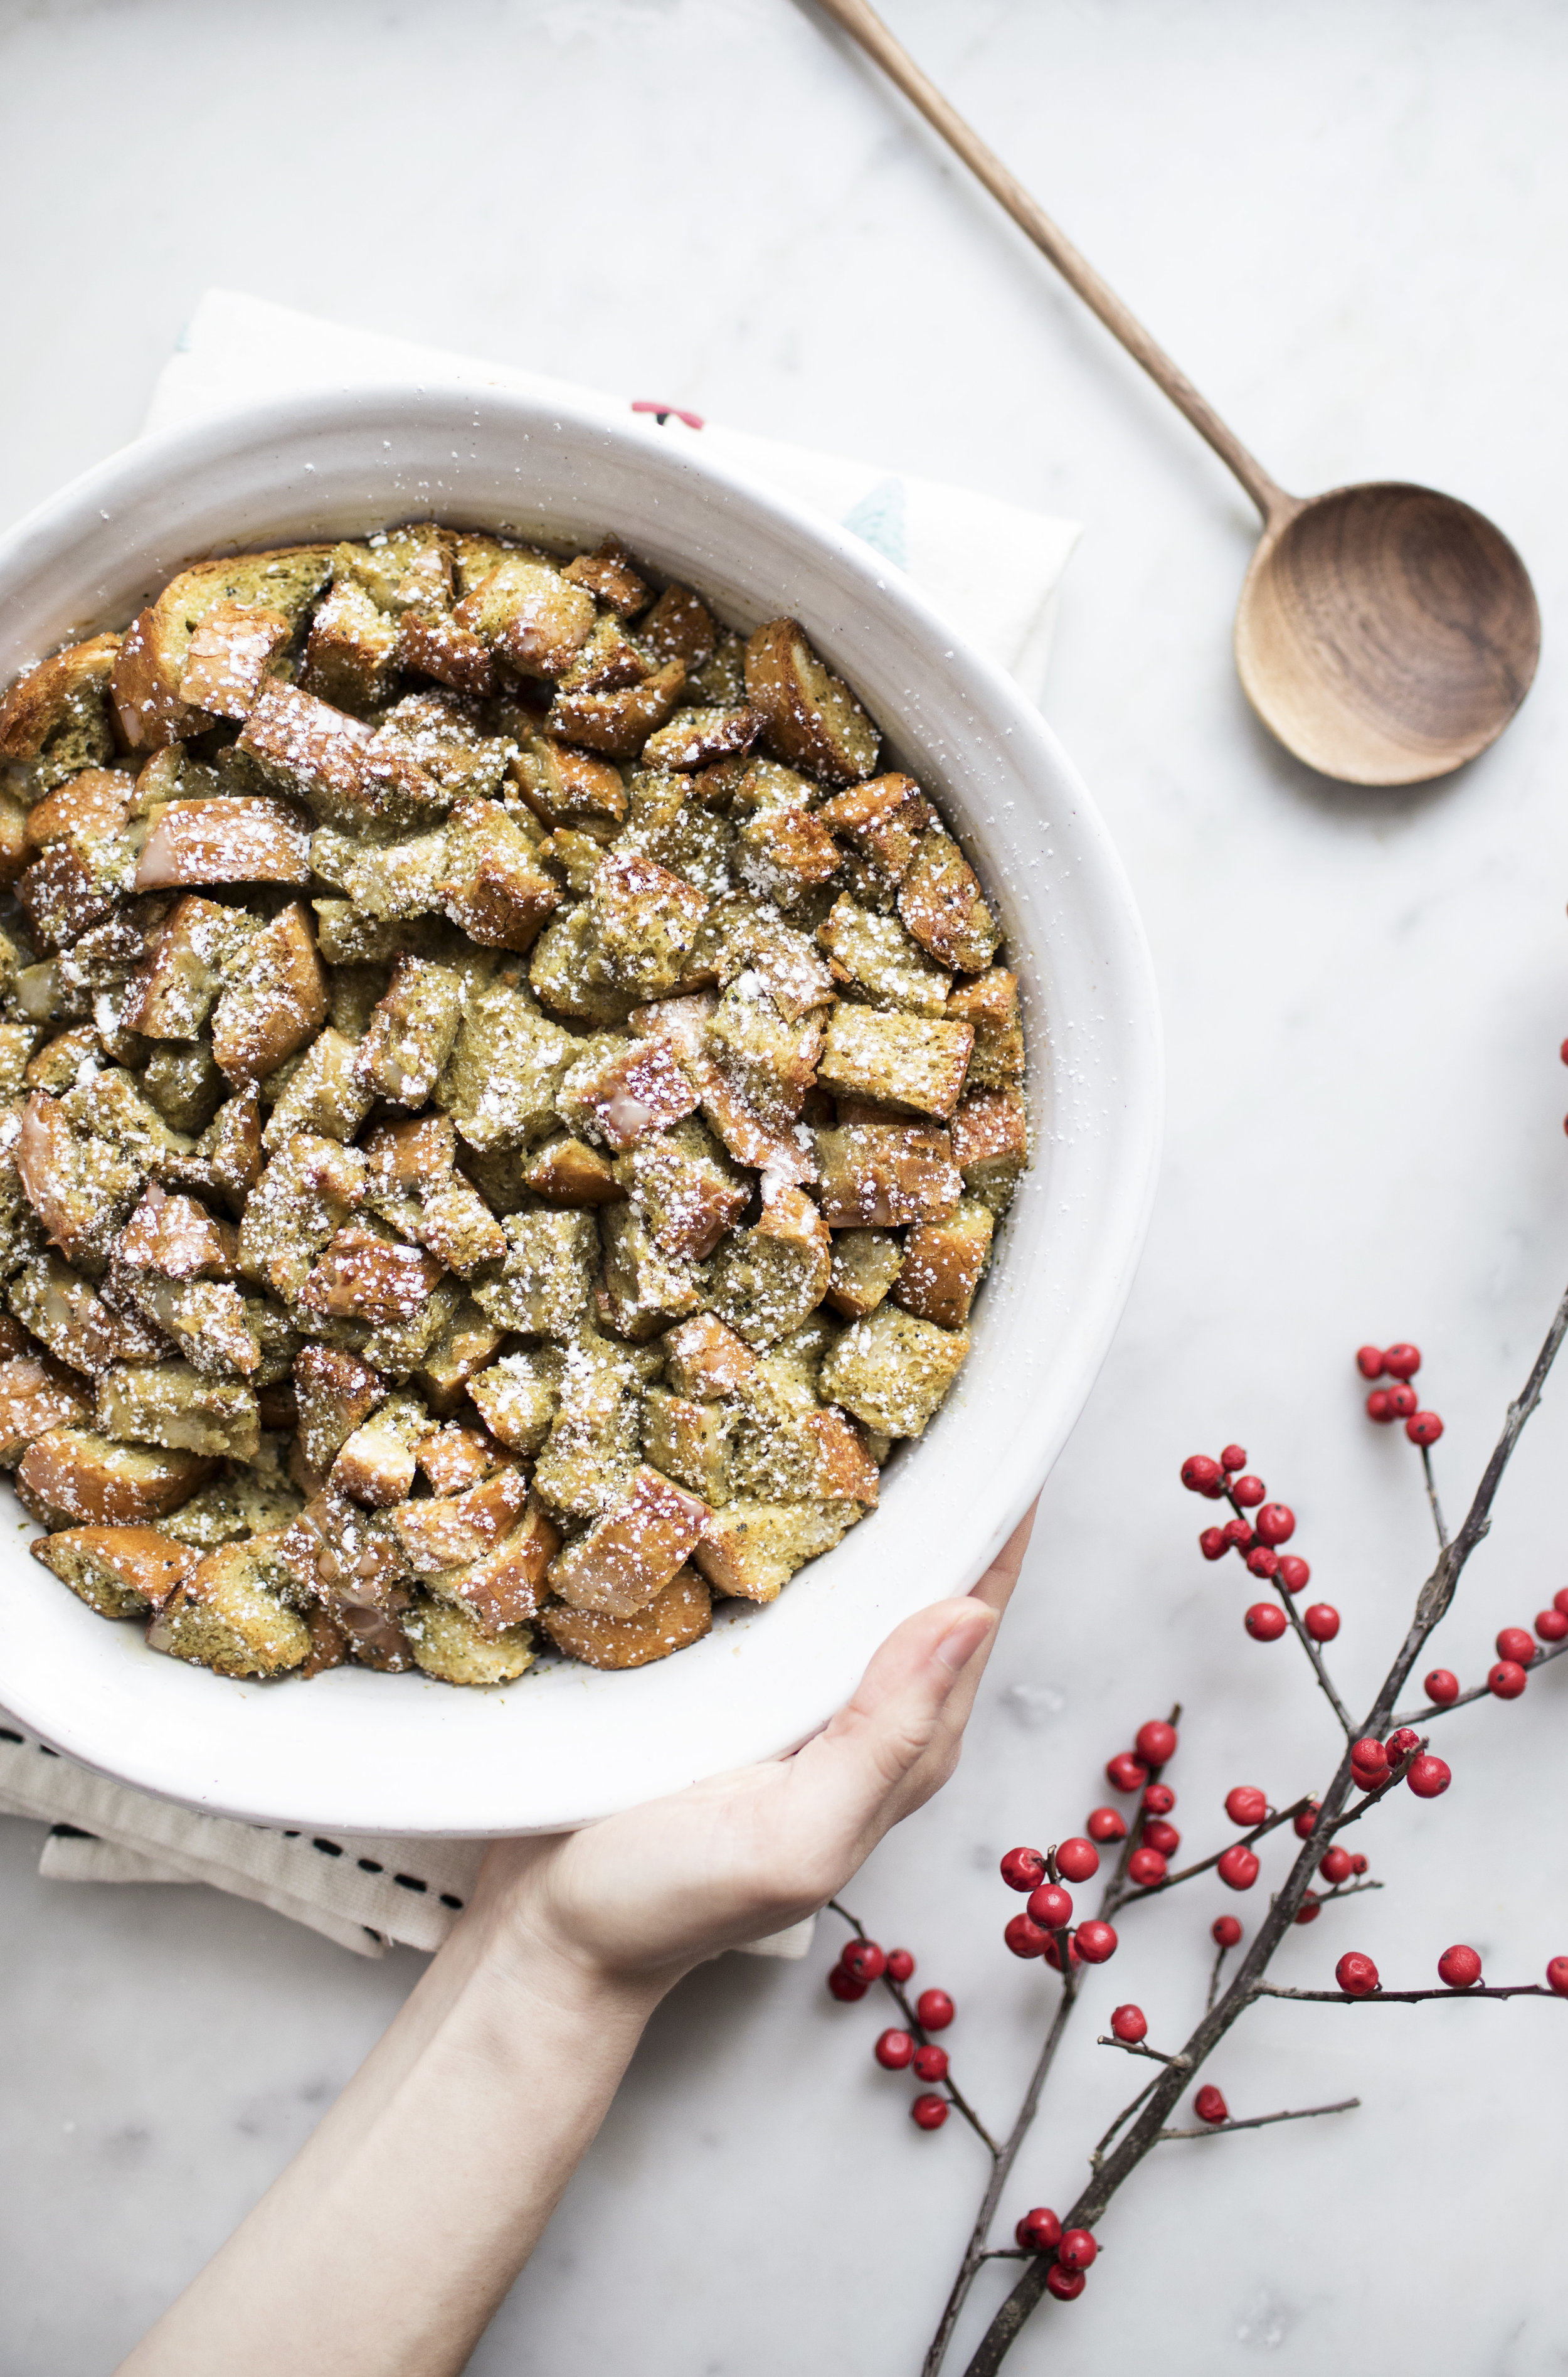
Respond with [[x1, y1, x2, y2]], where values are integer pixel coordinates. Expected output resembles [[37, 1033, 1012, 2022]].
[[1234, 482, 1541, 785]]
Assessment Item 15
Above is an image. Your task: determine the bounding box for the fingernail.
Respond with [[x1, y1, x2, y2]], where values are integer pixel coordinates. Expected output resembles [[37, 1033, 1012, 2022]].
[[935, 1608, 991, 1674]]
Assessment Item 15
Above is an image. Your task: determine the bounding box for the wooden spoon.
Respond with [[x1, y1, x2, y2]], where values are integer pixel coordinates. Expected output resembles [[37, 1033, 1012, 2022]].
[[814, 0, 1540, 787]]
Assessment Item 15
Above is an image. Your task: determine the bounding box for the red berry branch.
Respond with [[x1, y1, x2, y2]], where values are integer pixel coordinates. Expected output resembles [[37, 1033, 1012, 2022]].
[[819, 1297, 1568, 2375]]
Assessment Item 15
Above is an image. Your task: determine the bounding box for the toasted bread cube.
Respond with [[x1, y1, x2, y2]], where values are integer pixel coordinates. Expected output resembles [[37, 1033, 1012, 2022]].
[[587, 849, 709, 1002], [453, 553, 597, 679], [814, 1122, 960, 1228], [394, 608, 497, 698], [14, 1093, 144, 1273], [391, 1465, 527, 1576], [945, 967, 1022, 1089], [556, 615, 650, 696], [159, 1460, 304, 1550], [237, 680, 373, 816], [733, 804, 840, 912], [425, 1497, 561, 1635], [117, 1183, 236, 1279], [310, 900, 407, 967], [415, 1420, 510, 1497], [894, 1198, 993, 1329], [559, 1034, 701, 1154], [818, 1304, 969, 1438], [24, 767, 133, 855], [709, 1186, 831, 1348], [691, 624, 755, 705], [530, 1339, 642, 1522], [728, 1387, 879, 1507], [211, 902, 328, 1084], [164, 1079, 265, 1211], [32, 1523, 198, 1619], [660, 1310, 756, 1400], [613, 1117, 748, 1262], [122, 895, 258, 1040], [472, 1208, 599, 1338], [547, 658, 686, 760], [147, 1543, 312, 1677], [261, 1028, 372, 1151], [334, 526, 453, 613], [16, 839, 124, 955], [546, 1464, 709, 1618], [640, 1386, 731, 1503], [816, 1005, 972, 1122], [744, 619, 879, 786], [120, 1275, 261, 1380], [98, 1359, 260, 1461], [415, 1295, 506, 1418], [639, 583, 715, 669], [134, 797, 311, 893], [17, 1427, 216, 1526], [694, 1063, 817, 1188], [950, 1086, 1029, 1215], [526, 905, 636, 1027], [0, 632, 121, 784], [897, 832, 1000, 976], [825, 1226, 905, 1319], [409, 1179, 507, 1279], [9, 1251, 165, 1371], [398, 1591, 531, 1685], [275, 1487, 414, 1667], [435, 797, 561, 954], [353, 956, 464, 1108], [562, 538, 652, 618], [437, 986, 571, 1152], [817, 896, 951, 1017], [692, 1497, 858, 1603], [236, 1130, 365, 1300], [0, 1354, 90, 1464], [114, 547, 331, 753], [293, 1343, 388, 1476], [641, 705, 763, 772], [177, 600, 292, 718], [300, 1225, 445, 1327], [466, 1347, 562, 1455], [302, 582, 401, 711], [705, 977, 825, 1134], [522, 1134, 625, 1207], [331, 1390, 433, 1507], [511, 735, 628, 830], [541, 1565, 710, 1668], [596, 1203, 707, 1341], [686, 891, 835, 1024]]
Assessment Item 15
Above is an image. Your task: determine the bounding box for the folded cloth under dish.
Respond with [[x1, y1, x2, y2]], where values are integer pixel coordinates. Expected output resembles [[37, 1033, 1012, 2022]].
[[0, 288, 1080, 1962]]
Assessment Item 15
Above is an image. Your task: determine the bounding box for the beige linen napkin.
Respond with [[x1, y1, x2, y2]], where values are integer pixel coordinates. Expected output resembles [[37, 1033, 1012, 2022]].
[[0, 290, 1080, 1960]]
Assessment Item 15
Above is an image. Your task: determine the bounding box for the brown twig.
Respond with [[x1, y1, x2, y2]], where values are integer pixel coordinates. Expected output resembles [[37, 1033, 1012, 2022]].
[[1254, 1983, 1564, 2006], [1155, 2097, 1360, 2140], [1095, 2035, 1188, 2066], [1273, 1581, 1356, 1738], [1419, 1443, 1450, 1550], [828, 1902, 999, 2156], [1391, 1636, 1568, 1730], [1113, 1795, 1313, 1906]]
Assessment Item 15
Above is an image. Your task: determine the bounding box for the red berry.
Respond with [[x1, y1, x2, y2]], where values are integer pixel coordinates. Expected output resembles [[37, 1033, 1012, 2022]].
[[1424, 1669, 1459, 1706], [1295, 1802, 1320, 1837], [1387, 1383, 1417, 1420], [1027, 1883, 1074, 1930], [1350, 1853, 1368, 1875], [827, 1965, 868, 2001], [1384, 1343, 1421, 1380], [1337, 1951, 1380, 1996], [1496, 1626, 1535, 1666], [1254, 1501, 1295, 1547], [875, 2028, 916, 2069], [1318, 1846, 1353, 1885], [1057, 2228, 1098, 2272], [1106, 1753, 1148, 1794], [1212, 1915, 1242, 1948], [1074, 1920, 1118, 1964], [1367, 1389, 1394, 1423], [1222, 1518, 1256, 1551], [1296, 1892, 1322, 1923], [1088, 1807, 1128, 1843], [1181, 1454, 1223, 1494], [1220, 1444, 1248, 1472], [1135, 1719, 1178, 1767], [911, 2093, 948, 2130], [1246, 1602, 1288, 1641], [1488, 1660, 1528, 1699], [1226, 1784, 1268, 1826], [1043, 1931, 1081, 1972], [1045, 2265, 1086, 2302], [1004, 1913, 1049, 1959], [1110, 2002, 1148, 2043], [1199, 1526, 1230, 1560], [1142, 1784, 1175, 1816], [1355, 1346, 1385, 1380], [1406, 1411, 1443, 1446], [1547, 1957, 1568, 1996], [886, 1949, 914, 1983], [1217, 1844, 1260, 1891], [1247, 1545, 1280, 1579], [1560, 1040, 1568, 1067], [1304, 1603, 1340, 1642], [1350, 1737, 1390, 1785], [1438, 1945, 1481, 1990], [1015, 2207, 1061, 2253], [916, 1988, 955, 2031], [1142, 1819, 1180, 1856], [1232, 1474, 1266, 1509], [1277, 1553, 1311, 1593], [842, 1938, 886, 1983], [1385, 1728, 1422, 1763], [1555, 1588, 1568, 1617], [913, 2043, 949, 2082], [1194, 2083, 1229, 2124], [1000, 1846, 1047, 1893], [1407, 1754, 1452, 1797], [1056, 1837, 1101, 1883], [1128, 1847, 1168, 1886], [1537, 1609, 1568, 1642]]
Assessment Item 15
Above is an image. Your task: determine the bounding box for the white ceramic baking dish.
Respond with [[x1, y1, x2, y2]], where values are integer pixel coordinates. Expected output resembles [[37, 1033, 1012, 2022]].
[[0, 383, 1161, 1834]]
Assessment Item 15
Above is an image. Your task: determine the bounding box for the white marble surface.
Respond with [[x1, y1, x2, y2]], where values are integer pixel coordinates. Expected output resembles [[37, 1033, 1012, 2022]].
[[4, 2, 1568, 2369]]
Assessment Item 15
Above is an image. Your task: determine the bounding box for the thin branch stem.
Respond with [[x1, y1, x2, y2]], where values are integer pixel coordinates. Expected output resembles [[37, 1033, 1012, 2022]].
[[1420, 1444, 1450, 1550], [1155, 2097, 1360, 2140], [1089, 2070, 1163, 2167], [1391, 1637, 1568, 1730], [827, 1902, 999, 2155], [1096, 2036, 1188, 2067], [1205, 1938, 1231, 2013], [1274, 1582, 1356, 1738], [1115, 1796, 1313, 1906], [1254, 1983, 1564, 2006]]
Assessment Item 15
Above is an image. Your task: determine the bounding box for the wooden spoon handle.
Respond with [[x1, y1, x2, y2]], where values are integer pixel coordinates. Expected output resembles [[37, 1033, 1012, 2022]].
[[812, 0, 1292, 524]]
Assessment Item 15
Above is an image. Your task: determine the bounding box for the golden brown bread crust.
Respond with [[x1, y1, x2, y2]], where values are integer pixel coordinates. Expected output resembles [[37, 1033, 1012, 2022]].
[[539, 1566, 711, 1668]]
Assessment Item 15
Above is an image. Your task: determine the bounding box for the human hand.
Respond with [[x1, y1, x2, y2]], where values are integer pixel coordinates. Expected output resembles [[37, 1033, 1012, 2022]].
[[465, 1504, 1037, 2002]]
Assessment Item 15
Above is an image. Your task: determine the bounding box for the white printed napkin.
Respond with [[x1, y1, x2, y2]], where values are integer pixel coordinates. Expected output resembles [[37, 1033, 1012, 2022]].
[[0, 290, 1080, 1959]]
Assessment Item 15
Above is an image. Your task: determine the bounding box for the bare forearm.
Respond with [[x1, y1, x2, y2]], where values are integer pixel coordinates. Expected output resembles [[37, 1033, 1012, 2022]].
[[119, 1898, 666, 2377]]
